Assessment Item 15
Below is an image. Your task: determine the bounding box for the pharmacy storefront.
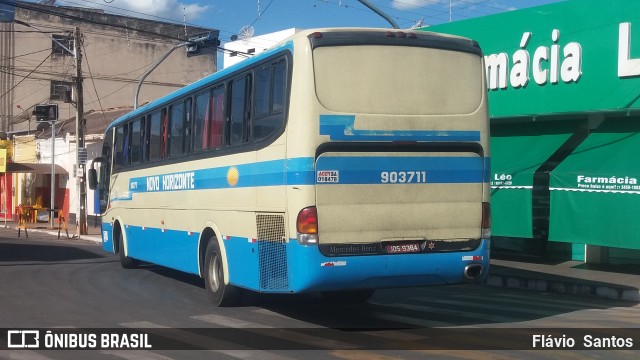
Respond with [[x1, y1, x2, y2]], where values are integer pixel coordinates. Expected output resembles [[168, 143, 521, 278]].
[[426, 0, 640, 262]]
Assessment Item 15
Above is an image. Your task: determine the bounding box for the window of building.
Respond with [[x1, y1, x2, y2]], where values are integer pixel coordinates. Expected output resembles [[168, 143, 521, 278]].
[[50, 81, 72, 102], [52, 35, 74, 57]]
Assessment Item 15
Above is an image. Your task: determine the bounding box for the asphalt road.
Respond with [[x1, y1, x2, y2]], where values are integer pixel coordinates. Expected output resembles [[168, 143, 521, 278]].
[[0, 230, 638, 359]]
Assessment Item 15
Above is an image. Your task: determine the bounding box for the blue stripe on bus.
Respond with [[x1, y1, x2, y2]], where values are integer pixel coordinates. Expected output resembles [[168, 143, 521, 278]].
[[101, 223, 490, 293], [319, 114, 481, 142], [316, 156, 485, 184], [119, 155, 488, 201], [126, 157, 315, 196]]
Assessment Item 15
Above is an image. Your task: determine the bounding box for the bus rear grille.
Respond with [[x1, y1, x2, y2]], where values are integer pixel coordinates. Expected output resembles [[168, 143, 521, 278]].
[[256, 214, 288, 290]]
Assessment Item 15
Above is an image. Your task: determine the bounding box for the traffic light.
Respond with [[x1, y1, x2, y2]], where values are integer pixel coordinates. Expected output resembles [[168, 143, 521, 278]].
[[33, 104, 58, 122]]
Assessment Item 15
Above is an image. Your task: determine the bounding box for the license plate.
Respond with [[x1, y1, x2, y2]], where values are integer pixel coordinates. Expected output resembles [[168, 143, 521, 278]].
[[385, 242, 421, 254]]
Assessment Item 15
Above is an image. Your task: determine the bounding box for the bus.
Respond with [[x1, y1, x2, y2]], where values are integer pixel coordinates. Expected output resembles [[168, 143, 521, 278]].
[[89, 28, 490, 306]]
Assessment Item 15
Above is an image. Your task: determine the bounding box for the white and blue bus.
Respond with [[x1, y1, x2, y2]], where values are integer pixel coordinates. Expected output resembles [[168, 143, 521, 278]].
[[89, 28, 490, 306]]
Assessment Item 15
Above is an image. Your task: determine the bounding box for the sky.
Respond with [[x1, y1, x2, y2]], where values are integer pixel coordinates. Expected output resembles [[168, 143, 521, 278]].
[[30, 0, 565, 44]]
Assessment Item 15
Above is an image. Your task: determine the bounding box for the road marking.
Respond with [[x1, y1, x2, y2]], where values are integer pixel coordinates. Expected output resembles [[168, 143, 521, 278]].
[[0, 351, 54, 360], [213, 350, 300, 360], [191, 314, 272, 328], [99, 350, 172, 360]]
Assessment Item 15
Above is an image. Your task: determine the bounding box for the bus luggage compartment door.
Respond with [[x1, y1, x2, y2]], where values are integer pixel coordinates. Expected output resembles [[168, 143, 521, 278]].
[[314, 151, 486, 251]]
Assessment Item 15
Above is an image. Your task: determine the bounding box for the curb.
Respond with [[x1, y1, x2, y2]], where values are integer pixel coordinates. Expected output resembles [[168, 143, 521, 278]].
[[12, 226, 102, 244], [486, 271, 640, 302]]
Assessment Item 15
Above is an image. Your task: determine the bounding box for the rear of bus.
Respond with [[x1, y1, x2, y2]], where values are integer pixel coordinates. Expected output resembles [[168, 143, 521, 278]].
[[286, 29, 490, 293]]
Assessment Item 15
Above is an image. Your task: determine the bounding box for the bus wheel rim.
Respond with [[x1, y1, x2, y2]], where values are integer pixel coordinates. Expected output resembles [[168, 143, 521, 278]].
[[209, 252, 221, 292]]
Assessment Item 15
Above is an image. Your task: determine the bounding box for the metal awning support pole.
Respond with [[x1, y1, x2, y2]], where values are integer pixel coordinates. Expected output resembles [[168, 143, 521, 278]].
[[50, 120, 55, 228]]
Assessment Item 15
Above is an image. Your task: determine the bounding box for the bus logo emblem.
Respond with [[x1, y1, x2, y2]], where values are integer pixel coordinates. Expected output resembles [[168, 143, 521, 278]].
[[227, 167, 240, 187], [317, 170, 339, 183]]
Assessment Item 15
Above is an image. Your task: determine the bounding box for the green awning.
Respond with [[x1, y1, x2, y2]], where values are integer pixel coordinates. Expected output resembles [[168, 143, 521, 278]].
[[549, 119, 640, 249], [491, 122, 577, 238]]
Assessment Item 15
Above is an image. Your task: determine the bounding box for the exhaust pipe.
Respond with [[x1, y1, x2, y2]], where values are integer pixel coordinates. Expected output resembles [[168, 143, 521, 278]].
[[464, 264, 483, 280]]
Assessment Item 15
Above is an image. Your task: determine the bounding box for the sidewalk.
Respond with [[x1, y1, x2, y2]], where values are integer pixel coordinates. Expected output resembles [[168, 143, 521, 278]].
[[2, 219, 102, 243], [488, 258, 640, 302], [2, 220, 639, 302]]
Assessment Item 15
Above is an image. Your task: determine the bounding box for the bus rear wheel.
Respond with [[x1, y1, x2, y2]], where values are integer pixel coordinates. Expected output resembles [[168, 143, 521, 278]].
[[117, 227, 138, 269], [204, 238, 239, 307]]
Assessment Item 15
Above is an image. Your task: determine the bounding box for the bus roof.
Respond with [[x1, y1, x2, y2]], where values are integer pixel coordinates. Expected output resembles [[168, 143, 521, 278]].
[[106, 27, 480, 132]]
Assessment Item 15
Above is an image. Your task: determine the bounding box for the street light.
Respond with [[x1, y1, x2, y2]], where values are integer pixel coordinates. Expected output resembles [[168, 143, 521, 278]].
[[134, 32, 218, 109], [356, 0, 399, 29]]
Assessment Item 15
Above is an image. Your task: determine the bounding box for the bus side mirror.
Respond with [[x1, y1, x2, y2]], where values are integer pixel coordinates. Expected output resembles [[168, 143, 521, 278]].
[[88, 168, 98, 190]]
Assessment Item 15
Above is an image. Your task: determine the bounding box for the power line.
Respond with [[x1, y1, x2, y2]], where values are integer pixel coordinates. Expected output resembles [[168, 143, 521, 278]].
[[0, 52, 53, 100], [81, 34, 109, 127], [3, 0, 213, 43]]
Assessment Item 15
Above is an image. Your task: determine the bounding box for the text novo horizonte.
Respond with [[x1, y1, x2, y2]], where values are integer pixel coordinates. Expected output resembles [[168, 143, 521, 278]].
[[145, 172, 196, 192]]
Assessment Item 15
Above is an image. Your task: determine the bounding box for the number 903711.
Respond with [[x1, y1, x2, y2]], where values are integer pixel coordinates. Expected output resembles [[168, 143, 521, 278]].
[[380, 171, 427, 184]]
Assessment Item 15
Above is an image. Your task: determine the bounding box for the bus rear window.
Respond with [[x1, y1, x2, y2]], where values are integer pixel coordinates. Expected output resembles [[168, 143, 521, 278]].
[[312, 45, 483, 116]]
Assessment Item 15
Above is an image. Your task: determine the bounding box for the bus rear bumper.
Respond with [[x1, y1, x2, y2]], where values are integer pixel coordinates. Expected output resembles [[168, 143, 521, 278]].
[[286, 238, 490, 293]]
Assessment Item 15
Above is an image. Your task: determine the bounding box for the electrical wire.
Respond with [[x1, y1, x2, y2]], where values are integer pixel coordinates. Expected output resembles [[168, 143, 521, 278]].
[[81, 34, 110, 127], [249, 0, 278, 27], [0, 52, 53, 100]]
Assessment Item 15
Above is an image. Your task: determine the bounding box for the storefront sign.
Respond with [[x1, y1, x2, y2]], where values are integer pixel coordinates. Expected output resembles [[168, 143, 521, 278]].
[[425, 0, 640, 119], [0, 149, 6, 173]]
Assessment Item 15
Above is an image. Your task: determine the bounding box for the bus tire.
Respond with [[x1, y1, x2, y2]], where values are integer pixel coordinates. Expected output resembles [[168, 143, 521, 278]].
[[204, 237, 239, 307], [321, 289, 375, 304], [117, 227, 138, 269]]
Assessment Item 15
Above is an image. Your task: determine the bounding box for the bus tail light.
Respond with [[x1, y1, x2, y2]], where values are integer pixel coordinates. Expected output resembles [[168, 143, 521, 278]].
[[297, 206, 319, 245], [481, 202, 491, 239]]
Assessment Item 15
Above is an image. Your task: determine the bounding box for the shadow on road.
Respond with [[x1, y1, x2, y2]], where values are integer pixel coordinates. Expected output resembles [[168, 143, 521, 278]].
[[0, 242, 104, 263]]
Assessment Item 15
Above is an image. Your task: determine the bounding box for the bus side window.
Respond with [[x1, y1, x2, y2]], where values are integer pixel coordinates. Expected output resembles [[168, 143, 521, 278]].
[[161, 108, 168, 159], [193, 91, 209, 151], [169, 102, 185, 158], [130, 117, 143, 164], [98, 129, 113, 213], [184, 98, 192, 154], [210, 86, 225, 149], [139, 116, 147, 162], [229, 75, 251, 146], [254, 60, 287, 140], [114, 124, 126, 168], [272, 61, 287, 113], [148, 111, 162, 161]]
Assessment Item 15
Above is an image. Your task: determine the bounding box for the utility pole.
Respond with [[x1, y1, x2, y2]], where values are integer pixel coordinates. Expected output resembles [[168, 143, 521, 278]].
[[74, 26, 87, 235]]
